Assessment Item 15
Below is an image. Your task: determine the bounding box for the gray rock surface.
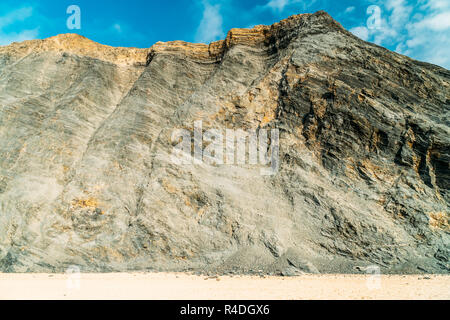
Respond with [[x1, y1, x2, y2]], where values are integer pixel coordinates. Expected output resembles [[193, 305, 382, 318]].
[[0, 11, 448, 274]]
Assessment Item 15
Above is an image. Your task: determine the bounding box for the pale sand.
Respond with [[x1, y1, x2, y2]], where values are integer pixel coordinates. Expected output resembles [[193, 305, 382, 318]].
[[0, 273, 448, 300]]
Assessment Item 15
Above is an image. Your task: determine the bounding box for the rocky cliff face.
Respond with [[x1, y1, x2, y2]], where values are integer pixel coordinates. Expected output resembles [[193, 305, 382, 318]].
[[0, 11, 448, 274]]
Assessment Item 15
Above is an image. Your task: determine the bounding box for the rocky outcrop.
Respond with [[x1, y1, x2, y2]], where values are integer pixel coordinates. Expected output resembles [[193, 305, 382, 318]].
[[0, 33, 150, 66], [0, 11, 448, 274]]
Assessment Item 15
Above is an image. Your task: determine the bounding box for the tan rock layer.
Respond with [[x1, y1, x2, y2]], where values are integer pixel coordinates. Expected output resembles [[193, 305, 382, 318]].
[[0, 34, 150, 66], [0, 13, 311, 65], [149, 14, 310, 62]]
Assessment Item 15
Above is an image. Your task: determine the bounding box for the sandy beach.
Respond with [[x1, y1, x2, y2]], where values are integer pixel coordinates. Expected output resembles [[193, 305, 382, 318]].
[[0, 273, 448, 300]]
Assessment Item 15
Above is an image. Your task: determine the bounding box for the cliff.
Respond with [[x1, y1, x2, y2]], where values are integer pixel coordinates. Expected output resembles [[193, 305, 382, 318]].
[[0, 11, 448, 274]]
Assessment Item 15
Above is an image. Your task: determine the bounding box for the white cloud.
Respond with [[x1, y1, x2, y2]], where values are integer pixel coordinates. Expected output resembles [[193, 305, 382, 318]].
[[263, 0, 316, 14], [0, 7, 33, 29], [345, 6, 356, 14], [349, 0, 450, 68], [0, 7, 38, 46], [195, 1, 225, 43], [421, 0, 450, 10], [0, 29, 39, 46], [350, 26, 369, 41], [266, 0, 291, 12], [386, 0, 412, 30], [401, 1, 450, 68], [413, 11, 450, 31]]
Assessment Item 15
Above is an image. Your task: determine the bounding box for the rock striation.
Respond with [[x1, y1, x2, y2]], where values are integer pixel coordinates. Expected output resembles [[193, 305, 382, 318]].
[[0, 11, 448, 274]]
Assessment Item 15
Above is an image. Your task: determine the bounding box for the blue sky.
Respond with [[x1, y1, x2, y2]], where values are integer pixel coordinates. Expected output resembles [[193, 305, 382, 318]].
[[0, 0, 449, 68]]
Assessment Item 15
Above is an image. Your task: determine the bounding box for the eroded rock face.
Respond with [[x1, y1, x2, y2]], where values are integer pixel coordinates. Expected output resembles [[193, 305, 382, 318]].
[[0, 11, 448, 273]]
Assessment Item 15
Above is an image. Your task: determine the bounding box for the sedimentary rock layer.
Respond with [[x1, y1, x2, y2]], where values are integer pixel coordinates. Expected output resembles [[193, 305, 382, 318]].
[[0, 11, 448, 273]]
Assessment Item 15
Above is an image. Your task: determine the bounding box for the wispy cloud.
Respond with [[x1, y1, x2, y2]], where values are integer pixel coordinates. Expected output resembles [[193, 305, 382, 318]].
[[0, 29, 39, 46], [345, 6, 356, 14], [263, 0, 317, 14], [350, 26, 369, 41], [195, 0, 225, 43], [413, 11, 450, 31], [0, 6, 39, 46], [349, 0, 450, 68], [265, 0, 292, 13], [0, 7, 33, 29], [400, 1, 450, 67]]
